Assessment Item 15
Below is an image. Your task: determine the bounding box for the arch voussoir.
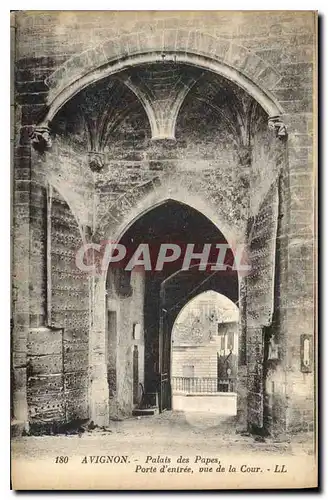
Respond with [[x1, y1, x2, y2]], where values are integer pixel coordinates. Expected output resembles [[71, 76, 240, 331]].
[[44, 28, 284, 124], [95, 178, 160, 242]]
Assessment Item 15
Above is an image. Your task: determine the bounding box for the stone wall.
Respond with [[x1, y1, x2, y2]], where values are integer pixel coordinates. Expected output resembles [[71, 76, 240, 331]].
[[106, 269, 145, 417], [50, 188, 90, 421], [11, 11, 316, 435]]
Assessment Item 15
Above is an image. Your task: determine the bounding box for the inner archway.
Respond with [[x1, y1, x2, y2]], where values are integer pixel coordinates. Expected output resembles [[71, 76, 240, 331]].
[[105, 199, 239, 416], [171, 291, 239, 415]]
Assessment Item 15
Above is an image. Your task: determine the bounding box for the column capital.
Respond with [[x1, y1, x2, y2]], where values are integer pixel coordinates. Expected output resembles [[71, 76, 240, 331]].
[[268, 116, 288, 140], [238, 144, 252, 167], [30, 122, 52, 152]]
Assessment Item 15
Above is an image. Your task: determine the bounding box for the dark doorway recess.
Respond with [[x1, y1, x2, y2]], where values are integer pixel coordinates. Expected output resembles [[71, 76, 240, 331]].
[[107, 200, 239, 411]]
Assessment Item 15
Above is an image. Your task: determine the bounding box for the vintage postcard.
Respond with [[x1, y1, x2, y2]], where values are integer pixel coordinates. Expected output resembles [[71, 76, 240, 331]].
[[10, 10, 318, 490]]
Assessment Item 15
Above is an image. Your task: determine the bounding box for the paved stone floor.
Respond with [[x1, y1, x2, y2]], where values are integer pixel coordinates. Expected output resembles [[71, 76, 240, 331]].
[[12, 411, 315, 461]]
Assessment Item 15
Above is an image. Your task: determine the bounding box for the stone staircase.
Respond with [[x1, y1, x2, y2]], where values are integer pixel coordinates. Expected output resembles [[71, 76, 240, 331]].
[[132, 391, 159, 417]]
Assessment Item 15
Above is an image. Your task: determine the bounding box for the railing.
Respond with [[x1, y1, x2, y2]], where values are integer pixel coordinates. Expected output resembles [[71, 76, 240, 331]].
[[172, 377, 235, 394]]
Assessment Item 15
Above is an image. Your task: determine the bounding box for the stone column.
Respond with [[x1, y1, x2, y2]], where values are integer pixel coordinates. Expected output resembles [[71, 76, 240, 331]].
[[245, 115, 288, 436], [269, 114, 315, 434], [239, 116, 289, 436], [264, 117, 289, 436], [235, 145, 251, 432], [12, 123, 53, 432], [12, 142, 31, 428], [89, 274, 110, 426], [11, 19, 30, 430], [29, 124, 52, 326], [236, 277, 248, 432]]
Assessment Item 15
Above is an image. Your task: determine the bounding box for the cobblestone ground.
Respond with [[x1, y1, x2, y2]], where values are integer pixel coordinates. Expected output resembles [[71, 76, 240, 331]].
[[12, 411, 314, 461]]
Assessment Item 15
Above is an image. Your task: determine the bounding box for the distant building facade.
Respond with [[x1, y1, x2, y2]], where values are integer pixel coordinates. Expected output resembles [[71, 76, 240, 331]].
[[171, 292, 238, 391]]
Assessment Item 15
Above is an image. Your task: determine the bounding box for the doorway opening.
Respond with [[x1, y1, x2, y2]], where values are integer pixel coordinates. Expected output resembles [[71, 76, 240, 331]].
[[105, 200, 239, 416], [171, 290, 239, 415]]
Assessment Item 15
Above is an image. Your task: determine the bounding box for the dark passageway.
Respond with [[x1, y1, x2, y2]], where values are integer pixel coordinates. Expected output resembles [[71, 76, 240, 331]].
[[106, 200, 239, 411]]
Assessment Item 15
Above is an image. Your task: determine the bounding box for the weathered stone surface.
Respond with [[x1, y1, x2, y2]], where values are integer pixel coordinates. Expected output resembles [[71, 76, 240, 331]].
[[12, 11, 316, 436]]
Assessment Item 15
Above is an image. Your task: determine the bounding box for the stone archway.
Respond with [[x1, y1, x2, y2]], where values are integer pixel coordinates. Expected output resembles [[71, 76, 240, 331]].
[[170, 290, 239, 414], [90, 196, 241, 422], [32, 28, 286, 149], [88, 172, 284, 433], [43, 30, 283, 120], [25, 30, 290, 435], [159, 270, 239, 413], [94, 181, 242, 249]]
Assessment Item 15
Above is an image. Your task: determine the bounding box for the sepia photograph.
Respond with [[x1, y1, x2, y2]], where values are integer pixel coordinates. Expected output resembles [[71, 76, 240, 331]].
[[10, 9, 318, 490]]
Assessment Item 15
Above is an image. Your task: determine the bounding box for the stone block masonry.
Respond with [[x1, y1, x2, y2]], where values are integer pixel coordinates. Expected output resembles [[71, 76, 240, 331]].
[[11, 11, 316, 437]]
